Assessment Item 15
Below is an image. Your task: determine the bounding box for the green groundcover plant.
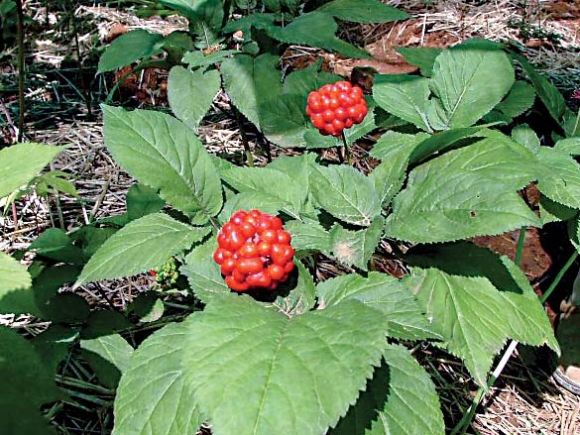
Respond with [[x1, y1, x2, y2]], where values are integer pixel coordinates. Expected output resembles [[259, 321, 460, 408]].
[[2, 6, 580, 434]]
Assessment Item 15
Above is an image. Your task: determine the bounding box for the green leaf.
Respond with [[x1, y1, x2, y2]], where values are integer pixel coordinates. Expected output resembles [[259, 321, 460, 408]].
[[407, 242, 558, 350], [539, 195, 577, 225], [512, 52, 566, 123], [282, 60, 342, 97], [126, 183, 165, 221], [220, 166, 306, 215], [182, 49, 238, 69], [310, 165, 381, 226], [182, 238, 230, 304], [495, 80, 536, 119], [32, 264, 82, 320], [114, 296, 387, 435], [561, 108, 580, 138], [267, 13, 370, 58], [0, 142, 63, 198], [102, 105, 222, 221], [511, 124, 540, 154], [76, 213, 209, 285], [372, 75, 432, 132], [81, 334, 134, 389], [261, 94, 309, 148], [128, 291, 165, 323], [159, 0, 223, 47], [272, 260, 316, 316], [409, 127, 484, 164], [329, 219, 383, 271], [0, 327, 60, 435], [235, 0, 257, 10], [219, 192, 289, 219], [28, 228, 85, 265], [554, 137, 580, 156], [36, 170, 78, 197], [221, 54, 282, 131], [32, 325, 78, 375], [331, 344, 444, 435], [112, 322, 205, 435], [369, 131, 429, 161], [344, 105, 377, 145], [395, 47, 442, 77], [71, 226, 118, 258], [43, 293, 91, 324], [267, 153, 316, 193], [160, 31, 194, 64], [428, 48, 514, 129], [168, 66, 220, 130], [316, 272, 439, 341], [536, 147, 580, 209], [81, 310, 132, 339], [285, 219, 332, 253], [405, 243, 558, 386], [316, 0, 408, 23], [0, 251, 34, 314], [98, 29, 163, 73], [406, 268, 506, 386], [222, 12, 276, 35], [385, 130, 541, 243], [368, 157, 406, 208]]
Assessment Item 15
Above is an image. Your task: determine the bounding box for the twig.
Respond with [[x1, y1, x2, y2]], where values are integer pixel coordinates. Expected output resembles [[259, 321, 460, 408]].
[[15, 0, 25, 141], [232, 105, 254, 167], [68, 0, 92, 117]]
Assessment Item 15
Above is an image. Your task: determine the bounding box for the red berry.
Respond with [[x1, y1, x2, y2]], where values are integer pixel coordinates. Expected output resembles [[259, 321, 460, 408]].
[[214, 210, 296, 292], [221, 258, 236, 275], [236, 257, 264, 275], [277, 230, 292, 244], [267, 264, 285, 281], [311, 113, 325, 130], [306, 80, 368, 137], [258, 241, 272, 256], [238, 242, 258, 258], [213, 248, 230, 264], [240, 221, 255, 238], [226, 276, 249, 292], [332, 119, 345, 132], [261, 229, 278, 243]]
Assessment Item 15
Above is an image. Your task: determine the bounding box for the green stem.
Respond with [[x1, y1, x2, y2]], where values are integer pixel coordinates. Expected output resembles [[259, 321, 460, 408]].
[[515, 226, 527, 266], [209, 215, 222, 232], [341, 131, 352, 165], [232, 105, 254, 167], [69, 0, 92, 117], [15, 0, 25, 142], [570, 107, 580, 137], [541, 250, 579, 304]]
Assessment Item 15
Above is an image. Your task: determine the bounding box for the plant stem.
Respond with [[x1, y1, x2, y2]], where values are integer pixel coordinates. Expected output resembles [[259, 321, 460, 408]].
[[341, 131, 352, 165], [541, 250, 579, 304], [232, 105, 254, 167], [515, 226, 527, 266], [69, 0, 92, 117], [15, 0, 25, 142], [451, 339, 519, 435], [208, 216, 222, 232], [570, 108, 580, 137]]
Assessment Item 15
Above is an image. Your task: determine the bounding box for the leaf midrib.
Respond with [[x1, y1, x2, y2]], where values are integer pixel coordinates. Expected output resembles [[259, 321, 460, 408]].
[[110, 109, 208, 214]]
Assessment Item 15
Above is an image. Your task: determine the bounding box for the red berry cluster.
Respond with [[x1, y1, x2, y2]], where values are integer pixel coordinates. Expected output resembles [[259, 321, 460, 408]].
[[213, 210, 295, 292], [306, 81, 368, 137]]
